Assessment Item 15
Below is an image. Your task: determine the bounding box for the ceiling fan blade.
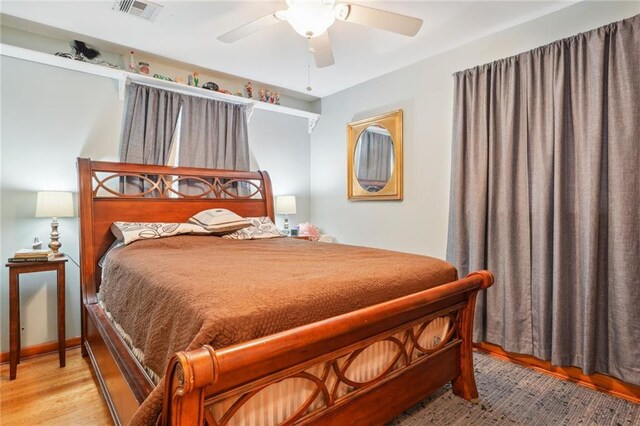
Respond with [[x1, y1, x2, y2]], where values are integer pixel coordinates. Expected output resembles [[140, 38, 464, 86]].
[[311, 32, 335, 68], [217, 12, 283, 43], [341, 4, 423, 37]]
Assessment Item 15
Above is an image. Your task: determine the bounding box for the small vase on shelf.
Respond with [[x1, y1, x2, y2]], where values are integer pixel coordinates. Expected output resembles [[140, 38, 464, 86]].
[[128, 51, 137, 73]]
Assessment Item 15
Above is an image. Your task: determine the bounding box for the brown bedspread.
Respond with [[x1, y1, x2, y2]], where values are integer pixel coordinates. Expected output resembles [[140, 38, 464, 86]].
[[99, 235, 457, 424]]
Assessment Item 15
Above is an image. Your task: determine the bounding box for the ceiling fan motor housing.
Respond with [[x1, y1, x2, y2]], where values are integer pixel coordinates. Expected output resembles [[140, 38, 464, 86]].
[[281, 0, 340, 38]]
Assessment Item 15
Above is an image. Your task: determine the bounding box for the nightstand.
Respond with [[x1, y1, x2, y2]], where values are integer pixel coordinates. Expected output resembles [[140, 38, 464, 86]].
[[5, 257, 67, 380]]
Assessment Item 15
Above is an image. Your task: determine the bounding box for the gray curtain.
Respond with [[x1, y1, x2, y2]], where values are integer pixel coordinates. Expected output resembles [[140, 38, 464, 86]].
[[119, 83, 181, 194], [178, 96, 249, 195], [356, 130, 393, 183], [120, 83, 181, 165], [119, 84, 250, 197], [178, 96, 249, 170], [447, 15, 639, 385]]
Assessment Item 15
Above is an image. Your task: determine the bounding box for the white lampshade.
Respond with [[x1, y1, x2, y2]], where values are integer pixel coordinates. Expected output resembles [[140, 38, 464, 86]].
[[35, 191, 74, 218], [276, 195, 297, 215]]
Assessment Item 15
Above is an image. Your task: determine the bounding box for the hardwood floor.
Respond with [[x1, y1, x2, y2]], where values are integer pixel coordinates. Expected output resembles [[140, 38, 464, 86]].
[[0, 347, 113, 425]]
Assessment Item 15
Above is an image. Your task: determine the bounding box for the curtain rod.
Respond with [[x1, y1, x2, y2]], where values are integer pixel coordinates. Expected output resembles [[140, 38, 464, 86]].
[[452, 13, 637, 77]]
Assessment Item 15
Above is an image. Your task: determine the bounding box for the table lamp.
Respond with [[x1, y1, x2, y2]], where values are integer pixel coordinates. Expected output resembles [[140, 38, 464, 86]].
[[35, 191, 74, 255], [275, 195, 297, 234]]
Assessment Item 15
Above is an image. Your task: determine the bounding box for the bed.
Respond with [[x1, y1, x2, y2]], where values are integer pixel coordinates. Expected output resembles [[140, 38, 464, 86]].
[[77, 158, 493, 425]]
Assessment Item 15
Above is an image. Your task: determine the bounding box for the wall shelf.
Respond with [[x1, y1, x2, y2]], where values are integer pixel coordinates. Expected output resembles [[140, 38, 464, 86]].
[[0, 43, 320, 133]]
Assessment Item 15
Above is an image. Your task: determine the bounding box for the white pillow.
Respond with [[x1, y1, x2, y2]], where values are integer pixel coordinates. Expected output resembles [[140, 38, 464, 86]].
[[111, 222, 210, 245], [222, 217, 285, 240], [188, 208, 251, 235]]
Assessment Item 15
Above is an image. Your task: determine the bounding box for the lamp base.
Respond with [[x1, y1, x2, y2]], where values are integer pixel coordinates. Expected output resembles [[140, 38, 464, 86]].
[[283, 217, 290, 236], [49, 217, 62, 254]]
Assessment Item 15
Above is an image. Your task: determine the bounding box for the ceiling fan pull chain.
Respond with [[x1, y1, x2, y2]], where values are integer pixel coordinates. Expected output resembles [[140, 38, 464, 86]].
[[306, 37, 313, 92]]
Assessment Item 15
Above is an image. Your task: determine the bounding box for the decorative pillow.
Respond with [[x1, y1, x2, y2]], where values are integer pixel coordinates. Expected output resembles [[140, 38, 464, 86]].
[[298, 222, 321, 241], [111, 222, 210, 245], [188, 208, 251, 235], [222, 216, 285, 240]]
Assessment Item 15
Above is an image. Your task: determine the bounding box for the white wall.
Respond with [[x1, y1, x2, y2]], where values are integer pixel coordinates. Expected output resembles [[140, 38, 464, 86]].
[[309, 1, 640, 258], [0, 56, 311, 352], [249, 110, 311, 230], [0, 57, 122, 353]]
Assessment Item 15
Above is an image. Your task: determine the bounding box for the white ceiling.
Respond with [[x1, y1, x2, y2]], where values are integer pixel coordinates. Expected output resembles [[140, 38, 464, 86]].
[[0, 1, 577, 98]]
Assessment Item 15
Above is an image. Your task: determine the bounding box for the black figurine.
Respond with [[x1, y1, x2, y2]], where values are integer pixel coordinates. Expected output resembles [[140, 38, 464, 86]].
[[71, 40, 100, 60]]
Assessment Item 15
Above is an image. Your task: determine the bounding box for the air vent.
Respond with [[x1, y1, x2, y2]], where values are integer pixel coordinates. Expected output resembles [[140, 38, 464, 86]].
[[113, 0, 162, 22]]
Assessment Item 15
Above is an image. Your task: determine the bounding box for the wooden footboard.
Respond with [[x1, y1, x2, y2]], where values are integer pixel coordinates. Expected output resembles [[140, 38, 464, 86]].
[[161, 271, 493, 425]]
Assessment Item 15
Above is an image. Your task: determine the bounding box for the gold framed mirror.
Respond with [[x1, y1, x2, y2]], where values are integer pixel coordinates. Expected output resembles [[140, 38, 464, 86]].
[[347, 110, 403, 201]]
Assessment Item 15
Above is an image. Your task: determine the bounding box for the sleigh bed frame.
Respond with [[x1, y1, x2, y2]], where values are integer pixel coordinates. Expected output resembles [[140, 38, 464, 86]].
[[77, 158, 493, 425]]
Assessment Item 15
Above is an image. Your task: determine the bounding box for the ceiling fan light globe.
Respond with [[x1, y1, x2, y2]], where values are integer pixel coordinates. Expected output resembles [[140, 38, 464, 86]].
[[286, 2, 336, 38]]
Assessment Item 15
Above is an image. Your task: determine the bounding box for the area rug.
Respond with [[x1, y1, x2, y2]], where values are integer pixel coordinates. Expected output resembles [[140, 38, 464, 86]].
[[391, 352, 639, 425]]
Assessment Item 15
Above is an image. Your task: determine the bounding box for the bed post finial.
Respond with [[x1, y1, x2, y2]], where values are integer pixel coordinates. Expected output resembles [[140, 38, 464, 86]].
[[77, 157, 96, 357], [160, 345, 219, 425], [259, 170, 275, 221]]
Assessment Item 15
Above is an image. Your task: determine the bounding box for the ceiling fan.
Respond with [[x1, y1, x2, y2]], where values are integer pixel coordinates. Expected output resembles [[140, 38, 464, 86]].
[[218, 0, 423, 68]]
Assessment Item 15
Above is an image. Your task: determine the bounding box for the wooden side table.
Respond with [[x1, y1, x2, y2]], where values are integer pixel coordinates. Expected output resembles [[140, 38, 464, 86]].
[[5, 257, 67, 380]]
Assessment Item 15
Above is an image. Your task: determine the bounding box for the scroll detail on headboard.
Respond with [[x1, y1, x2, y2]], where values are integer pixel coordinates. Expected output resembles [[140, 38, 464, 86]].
[[91, 169, 268, 199]]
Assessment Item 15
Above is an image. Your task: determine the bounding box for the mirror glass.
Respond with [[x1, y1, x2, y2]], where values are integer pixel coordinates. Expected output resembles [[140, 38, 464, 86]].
[[353, 125, 395, 192]]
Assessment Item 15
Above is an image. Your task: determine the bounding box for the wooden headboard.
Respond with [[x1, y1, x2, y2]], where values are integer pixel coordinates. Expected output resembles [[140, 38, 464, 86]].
[[77, 158, 274, 305]]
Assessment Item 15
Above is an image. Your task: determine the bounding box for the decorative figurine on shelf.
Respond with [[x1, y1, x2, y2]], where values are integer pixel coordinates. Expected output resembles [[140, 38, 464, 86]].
[[138, 62, 149, 75], [275, 92, 281, 105], [192, 72, 199, 87], [128, 51, 137, 73], [153, 74, 173, 81], [175, 76, 185, 84], [56, 40, 119, 68], [202, 82, 219, 91], [188, 74, 194, 86], [71, 40, 100, 61], [245, 81, 253, 99], [235, 90, 243, 97], [259, 88, 266, 102], [265, 90, 271, 103]]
